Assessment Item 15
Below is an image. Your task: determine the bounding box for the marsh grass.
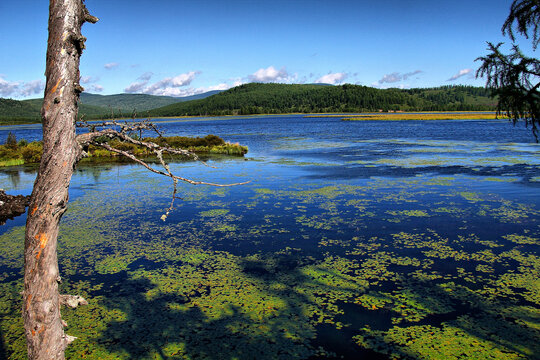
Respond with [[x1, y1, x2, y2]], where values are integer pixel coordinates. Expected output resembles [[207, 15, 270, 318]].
[[306, 112, 509, 121], [0, 159, 24, 167], [0, 135, 248, 167]]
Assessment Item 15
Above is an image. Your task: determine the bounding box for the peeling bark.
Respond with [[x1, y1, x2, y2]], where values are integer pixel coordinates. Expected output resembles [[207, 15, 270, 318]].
[[0, 190, 31, 225], [23, 1, 97, 359]]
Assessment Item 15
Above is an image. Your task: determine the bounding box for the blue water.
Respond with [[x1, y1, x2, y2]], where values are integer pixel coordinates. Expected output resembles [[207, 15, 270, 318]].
[[1, 115, 539, 359], [2, 114, 538, 200]]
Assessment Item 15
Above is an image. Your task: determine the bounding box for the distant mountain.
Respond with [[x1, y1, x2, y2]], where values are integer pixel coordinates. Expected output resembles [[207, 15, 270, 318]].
[[23, 98, 111, 117], [178, 90, 223, 101], [0, 97, 110, 124], [0, 90, 223, 124], [79, 90, 222, 112], [0, 84, 496, 124], [0, 98, 41, 119], [148, 83, 496, 117]]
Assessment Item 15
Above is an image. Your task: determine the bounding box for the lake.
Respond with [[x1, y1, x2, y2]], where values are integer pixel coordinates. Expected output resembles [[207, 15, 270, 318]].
[[0, 115, 539, 359]]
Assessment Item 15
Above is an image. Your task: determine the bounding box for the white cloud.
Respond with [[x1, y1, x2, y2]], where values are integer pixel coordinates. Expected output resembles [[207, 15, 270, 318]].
[[170, 72, 198, 86], [124, 72, 155, 93], [144, 71, 200, 95], [379, 72, 401, 84], [124, 71, 202, 96], [80, 77, 104, 93], [123, 71, 246, 97], [157, 81, 241, 97], [0, 76, 20, 97], [20, 80, 45, 97], [0, 75, 44, 98], [200, 79, 244, 93], [87, 84, 104, 93], [403, 70, 422, 80], [248, 66, 292, 83], [231, 79, 245, 87], [155, 87, 197, 97], [205, 83, 233, 91], [104, 62, 119, 70], [137, 72, 154, 82], [378, 70, 423, 84], [315, 72, 348, 85], [80, 75, 100, 84], [447, 68, 473, 81], [124, 81, 148, 93]]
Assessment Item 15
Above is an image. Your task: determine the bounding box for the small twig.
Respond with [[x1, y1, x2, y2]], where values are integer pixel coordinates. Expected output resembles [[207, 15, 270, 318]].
[[161, 178, 178, 221]]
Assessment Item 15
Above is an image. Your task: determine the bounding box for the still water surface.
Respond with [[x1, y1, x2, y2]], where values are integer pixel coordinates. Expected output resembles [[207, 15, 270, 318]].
[[0, 115, 539, 359]]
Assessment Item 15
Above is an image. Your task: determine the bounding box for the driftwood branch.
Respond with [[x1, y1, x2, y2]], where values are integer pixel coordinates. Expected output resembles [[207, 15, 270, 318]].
[[59, 295, 88, 308], [92, 141, 248, 187], [75, 120, 249, 219]]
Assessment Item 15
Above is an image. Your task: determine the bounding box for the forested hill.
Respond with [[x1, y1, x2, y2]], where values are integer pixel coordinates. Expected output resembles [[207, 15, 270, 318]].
[[1, 84, 495, 124], [79, 90, 222, 112], [0, 90, 222, 124], [0, 97, 110, 124], [148, 83, 496, 117]]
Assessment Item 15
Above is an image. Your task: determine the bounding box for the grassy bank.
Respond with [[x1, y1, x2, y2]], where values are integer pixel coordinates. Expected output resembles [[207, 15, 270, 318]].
[[305, 112, 508, 121], [0, 134, 247, 167]]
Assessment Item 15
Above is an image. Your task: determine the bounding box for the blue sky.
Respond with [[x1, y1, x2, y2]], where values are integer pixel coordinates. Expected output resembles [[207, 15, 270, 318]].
[[0, 0, 534, 99]]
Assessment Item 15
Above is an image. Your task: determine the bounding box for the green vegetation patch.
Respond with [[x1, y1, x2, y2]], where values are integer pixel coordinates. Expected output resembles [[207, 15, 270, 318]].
[[147, 83, 495, 117], [0, 134, 247, 167], [1, 171, 539, 359], [199, 208, 230, 217]]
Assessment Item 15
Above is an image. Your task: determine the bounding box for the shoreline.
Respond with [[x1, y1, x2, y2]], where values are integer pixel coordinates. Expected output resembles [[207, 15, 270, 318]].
[[0, 111, 505, 127]]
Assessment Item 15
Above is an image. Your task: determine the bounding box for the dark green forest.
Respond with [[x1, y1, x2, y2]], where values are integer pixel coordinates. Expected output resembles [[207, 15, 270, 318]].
[[1, 84, 496, 124], [0, 98, 111, 124], [0, 91, 221, 124], [148, 83, 496, 117]]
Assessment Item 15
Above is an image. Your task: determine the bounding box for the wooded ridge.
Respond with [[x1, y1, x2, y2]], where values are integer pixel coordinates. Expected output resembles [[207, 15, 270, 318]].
[[0, 83, 496, 124], [148, 83, 496, 117]]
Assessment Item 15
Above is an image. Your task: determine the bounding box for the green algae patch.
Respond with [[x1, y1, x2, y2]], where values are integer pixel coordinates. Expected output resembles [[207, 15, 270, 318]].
[[199, 208, 230, 217], [1, 164, 540, 359], [254, 188, 275, 195], [95, 255, 134, 274], [503, 234, 539, 245], [386, 209, 430, 217], [459, 191, 483, 202], [354, 316, 535, 360], [354, 293, 392, 310]]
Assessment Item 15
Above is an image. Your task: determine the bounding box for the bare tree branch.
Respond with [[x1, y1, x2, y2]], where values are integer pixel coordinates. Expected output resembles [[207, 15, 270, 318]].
[[93, 141, 248, 187], [75, 121, 249, 219]]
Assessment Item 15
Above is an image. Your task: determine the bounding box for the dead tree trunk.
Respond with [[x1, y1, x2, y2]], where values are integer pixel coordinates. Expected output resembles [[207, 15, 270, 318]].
[[23, 1, 97, 358], [22, 2, 245, 358]]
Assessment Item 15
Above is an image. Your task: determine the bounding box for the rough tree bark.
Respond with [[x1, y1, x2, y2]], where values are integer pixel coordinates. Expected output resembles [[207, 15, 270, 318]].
[[22, 2, 245, 358], [23, 0, 97, 358]]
